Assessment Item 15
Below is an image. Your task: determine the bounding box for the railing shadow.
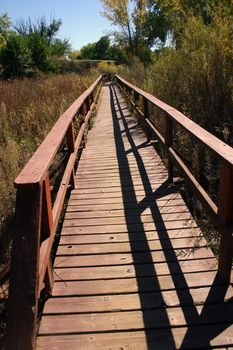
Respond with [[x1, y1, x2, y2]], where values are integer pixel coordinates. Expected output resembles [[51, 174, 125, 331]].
[[109, 83, 232, 349]]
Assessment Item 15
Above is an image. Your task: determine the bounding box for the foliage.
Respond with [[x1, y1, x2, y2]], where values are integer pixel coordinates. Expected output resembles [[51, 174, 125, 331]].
[[0, 13, 12, 47], [0, 14, 70, 78], [119, 3, 233, 246], [100, 0, 148, 56], [79, 35, 126, 62], [0, 34, 32, 78]]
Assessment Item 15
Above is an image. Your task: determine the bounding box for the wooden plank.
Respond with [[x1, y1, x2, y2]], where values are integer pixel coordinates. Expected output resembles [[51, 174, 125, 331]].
[[54, 258, 217, 281], [36, 325, 233, 350], [59, 228, 202, 244], [76, 166, 166, 176], [66, 198, 184, 212], [61, 220, 198, 235], [65, 202, 187, 216], [38, 303, 233, 334], [54, 247, 214, 268], [73, 180, 167, 192], [56, 237, 207, 256], [51, 270, 224, 296], [63, 211, 191, 226], [74, 179, 166, 189], [68, 192, 180, 206], [42, 285, 232, 314]]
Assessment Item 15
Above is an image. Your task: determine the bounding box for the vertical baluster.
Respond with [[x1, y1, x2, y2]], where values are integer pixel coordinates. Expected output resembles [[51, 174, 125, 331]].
[[164, 114, 174, 182], [66, 122, 75, 189], [143, 97, 151, 142], [217, 162, 233, 283]]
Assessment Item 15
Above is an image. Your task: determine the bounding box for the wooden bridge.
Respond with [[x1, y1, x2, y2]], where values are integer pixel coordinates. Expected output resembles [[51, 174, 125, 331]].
[[4, 75, 233, 349]]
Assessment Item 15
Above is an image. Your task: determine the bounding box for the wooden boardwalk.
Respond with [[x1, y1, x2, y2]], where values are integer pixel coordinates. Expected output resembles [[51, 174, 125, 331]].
[[37, 83, 233, 349]]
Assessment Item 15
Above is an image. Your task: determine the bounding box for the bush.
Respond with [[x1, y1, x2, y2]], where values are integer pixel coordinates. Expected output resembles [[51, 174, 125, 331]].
[[0, 34, 32, 78]]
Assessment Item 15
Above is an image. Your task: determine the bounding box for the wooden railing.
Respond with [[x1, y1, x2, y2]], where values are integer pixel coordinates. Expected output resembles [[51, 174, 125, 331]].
[[5, 75, 104, 350], [115, 74, 233, 283]]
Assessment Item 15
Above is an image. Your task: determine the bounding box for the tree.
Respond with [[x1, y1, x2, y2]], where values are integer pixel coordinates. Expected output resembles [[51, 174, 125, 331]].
[[0, 34, 32, 78], [100, 0, 170, 61], [79, 42, 96, 59], [14, 17, 62, 46], [95, 36, 110, 59], [0, 13, 12, 47], [27, 32, 49, 71], [0, 15, 70, 78], [148, 0, 233, 47], [100, 0, 135, 55]]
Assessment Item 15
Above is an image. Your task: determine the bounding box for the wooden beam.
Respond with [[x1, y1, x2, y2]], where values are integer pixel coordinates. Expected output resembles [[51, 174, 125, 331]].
[[217, 163, 233, 283], [5, 184, 43, 350]]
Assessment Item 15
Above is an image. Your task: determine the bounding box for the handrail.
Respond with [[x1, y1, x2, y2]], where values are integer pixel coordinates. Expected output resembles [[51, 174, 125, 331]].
[[5, 74, 104, 350], [115, 74, 233, 284], [115, 75, 233, 167], [14, 75, 103, 187]]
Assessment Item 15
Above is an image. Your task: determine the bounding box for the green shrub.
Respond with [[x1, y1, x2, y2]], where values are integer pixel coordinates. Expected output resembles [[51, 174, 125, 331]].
[[0, 34, 32, 78]]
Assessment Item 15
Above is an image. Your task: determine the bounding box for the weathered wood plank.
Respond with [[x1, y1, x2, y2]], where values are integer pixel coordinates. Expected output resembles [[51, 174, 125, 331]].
[[39, 303, 233, 334], [61, 220, 197, 235], [51, 271, 226, 296], [63, 211, 192, 228], [54, 258, 217, 281], [59, 228, 202, 244], [36, 326, 233, 350], [56, 237, 207, 256], [42, 285, 232, 314], [54, 247, 213, 268]]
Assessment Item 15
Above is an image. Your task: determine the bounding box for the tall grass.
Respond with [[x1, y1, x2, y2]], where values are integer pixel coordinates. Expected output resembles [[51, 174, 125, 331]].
[[0, 71, 98, 266]]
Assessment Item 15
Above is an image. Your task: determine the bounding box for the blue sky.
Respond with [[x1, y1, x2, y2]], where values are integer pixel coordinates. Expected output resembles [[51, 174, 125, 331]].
[[1, 0, 112, 50]]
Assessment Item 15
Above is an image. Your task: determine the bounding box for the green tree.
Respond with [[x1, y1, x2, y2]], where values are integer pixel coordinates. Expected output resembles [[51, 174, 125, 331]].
[[79, 42, 96, 59], [49, 38, 71, 57], [14, 17, 62, 46], [27, 32, 49, 71], [0, 13, 12, 47], [94, 36, 110, 59], [0, 34, 32, 78]]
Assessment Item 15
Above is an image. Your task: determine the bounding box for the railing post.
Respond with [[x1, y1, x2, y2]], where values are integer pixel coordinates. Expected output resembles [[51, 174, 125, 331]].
[[217, 162, 233, 283], [143, 97, 152, 142], [133, 91, 139, 106], [164, 114, 174, 182], [66, 122, 75, 189], [5, 183, 43, 350]]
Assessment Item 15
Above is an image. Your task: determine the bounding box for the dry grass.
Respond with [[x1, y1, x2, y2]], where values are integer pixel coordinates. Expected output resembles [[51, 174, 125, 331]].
[[0, 71, 98, 266]]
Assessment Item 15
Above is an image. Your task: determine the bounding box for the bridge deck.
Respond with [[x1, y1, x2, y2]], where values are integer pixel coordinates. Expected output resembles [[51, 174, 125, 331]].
[[37, 84, 233, 349]]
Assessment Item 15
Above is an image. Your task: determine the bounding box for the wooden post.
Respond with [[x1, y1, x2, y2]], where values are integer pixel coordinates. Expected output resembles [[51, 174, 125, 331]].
[[164, 114, 173, 182], [143, 97, 151, 142], [134, 91, 139, 106], [86, 96, 90, 112], [66, 122, 75, 189], [66, 122, 75, 153], [5, 184, 43, 350], [217, 162, 233, 283]]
